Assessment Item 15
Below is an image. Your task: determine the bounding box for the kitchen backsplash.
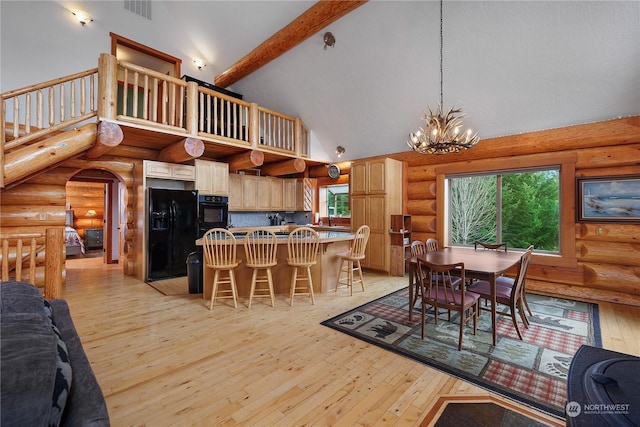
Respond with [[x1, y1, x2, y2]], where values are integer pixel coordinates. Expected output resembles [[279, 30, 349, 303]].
[[229, 211, 312, 228]]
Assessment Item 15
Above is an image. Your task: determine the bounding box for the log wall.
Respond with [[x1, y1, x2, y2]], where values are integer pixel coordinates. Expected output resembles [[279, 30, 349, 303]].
[[66, 181, 105, 237], [384, 116, 640, 306], [1, 116, 639, 306], [0, 156, 136, 286]]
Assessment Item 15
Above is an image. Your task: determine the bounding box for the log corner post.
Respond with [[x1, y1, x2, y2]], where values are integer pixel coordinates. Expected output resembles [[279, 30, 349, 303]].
[[294, 118, 302, 158], [97, 53, 119, 121], [44, 227, 64, 300], [185, 81, 199, 135], [250, 103, 259, 149]]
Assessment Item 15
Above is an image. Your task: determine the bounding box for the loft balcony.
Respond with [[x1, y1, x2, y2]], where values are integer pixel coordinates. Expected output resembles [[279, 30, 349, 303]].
[[1, 53, 314, 188]]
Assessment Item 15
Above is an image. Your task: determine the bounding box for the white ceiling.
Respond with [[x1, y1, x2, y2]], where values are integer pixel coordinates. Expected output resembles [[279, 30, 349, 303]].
[[1, 1, 639, 163]]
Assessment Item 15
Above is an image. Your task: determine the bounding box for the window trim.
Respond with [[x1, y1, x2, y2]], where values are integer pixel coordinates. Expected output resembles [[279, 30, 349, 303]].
[[435, 152, 577, 268]]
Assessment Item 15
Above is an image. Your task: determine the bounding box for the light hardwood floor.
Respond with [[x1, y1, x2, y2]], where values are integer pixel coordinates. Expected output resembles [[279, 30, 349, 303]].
[[62, 258, 640, 426]]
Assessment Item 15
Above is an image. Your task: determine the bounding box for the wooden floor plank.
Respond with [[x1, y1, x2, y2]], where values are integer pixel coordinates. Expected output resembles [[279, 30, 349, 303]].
[[60, 257, 640, 426]]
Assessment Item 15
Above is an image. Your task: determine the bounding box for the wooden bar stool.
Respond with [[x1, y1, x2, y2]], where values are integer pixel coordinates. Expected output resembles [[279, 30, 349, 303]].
[[201, 228, 240, 310], [244, 228, 277, 308], [335, 225, 370, 296], [286, 227, 320, 306]]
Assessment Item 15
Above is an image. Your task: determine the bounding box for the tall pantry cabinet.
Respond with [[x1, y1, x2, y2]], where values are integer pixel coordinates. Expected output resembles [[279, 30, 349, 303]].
[[350, 158, 403, 273]]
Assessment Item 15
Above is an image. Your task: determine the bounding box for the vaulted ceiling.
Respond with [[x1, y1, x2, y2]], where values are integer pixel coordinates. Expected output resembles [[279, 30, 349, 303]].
[[1, 1, 639, 163]]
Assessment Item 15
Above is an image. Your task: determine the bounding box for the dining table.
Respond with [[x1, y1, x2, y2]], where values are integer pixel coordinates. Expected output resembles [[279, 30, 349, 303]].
[[406, 247, 523, 346]]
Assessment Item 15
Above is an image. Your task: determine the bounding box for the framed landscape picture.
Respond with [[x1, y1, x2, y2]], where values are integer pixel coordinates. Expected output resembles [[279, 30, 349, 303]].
[[577, 175, 640, 222]]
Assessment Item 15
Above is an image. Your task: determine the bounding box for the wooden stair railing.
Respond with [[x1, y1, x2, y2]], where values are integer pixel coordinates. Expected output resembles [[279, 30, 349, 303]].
[[0, 228, 64, 299], [1, 68, 98, 188]]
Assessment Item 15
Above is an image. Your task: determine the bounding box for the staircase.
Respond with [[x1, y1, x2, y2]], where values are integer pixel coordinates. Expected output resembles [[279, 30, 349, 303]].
[[2, 68, 99, 189]]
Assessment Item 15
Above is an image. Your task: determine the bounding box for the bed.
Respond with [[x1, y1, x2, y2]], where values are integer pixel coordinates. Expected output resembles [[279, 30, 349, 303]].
[[65, 210, 85, 256]]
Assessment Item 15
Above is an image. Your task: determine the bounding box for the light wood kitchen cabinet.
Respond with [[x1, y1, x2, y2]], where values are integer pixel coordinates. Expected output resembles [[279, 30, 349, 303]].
[[350, 158, 403, 272], [257, 176, 283, 211], [283, 178, 313, 211], [195, 159, 229, 196], [282, 179, 297, 211], [350, 162, 367, 195], [229, 175, 310, 212], [242, 175, 258, 210], [350, 158, 389, 195], [228, 174, 243, 210], [145, 160, 195, 181]]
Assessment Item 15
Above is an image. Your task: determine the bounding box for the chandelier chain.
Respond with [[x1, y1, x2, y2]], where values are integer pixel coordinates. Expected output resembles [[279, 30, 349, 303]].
[[440, 0, 444, 109], [406, 0, 480, 155]]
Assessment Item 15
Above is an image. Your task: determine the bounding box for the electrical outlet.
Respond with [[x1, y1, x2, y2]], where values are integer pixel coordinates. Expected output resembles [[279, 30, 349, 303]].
[[39, 213, 47, 220], [597, 227, 604, 235]]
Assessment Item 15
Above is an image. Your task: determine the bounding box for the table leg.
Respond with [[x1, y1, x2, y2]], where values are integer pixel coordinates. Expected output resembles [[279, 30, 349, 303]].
[[491, 275, 497, 345], [409, 262, 414, 321]]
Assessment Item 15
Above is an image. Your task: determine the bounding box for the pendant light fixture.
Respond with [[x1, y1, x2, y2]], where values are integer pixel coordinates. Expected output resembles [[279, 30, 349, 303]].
[[407, 0, 479, 155]]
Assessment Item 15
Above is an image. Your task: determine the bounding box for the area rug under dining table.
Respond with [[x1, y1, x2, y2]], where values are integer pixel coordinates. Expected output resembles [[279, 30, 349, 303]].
[[321, 287, 601, 418]]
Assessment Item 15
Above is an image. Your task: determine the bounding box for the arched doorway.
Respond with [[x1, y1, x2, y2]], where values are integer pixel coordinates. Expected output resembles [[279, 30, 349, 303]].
[[65, 168, 128, 266]]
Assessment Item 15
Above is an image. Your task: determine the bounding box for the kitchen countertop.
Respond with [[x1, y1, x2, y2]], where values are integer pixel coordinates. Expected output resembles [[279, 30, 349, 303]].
[[197, 229, 355, 245]]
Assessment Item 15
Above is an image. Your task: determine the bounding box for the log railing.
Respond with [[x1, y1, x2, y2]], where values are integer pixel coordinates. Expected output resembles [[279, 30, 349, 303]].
[[1, 69, 98, 188], [0, 228, 64, 299], [96, 53, 309, 156], [258, 106, 296, 153], [110, 59, 187, 132], [1, 53, 310, 187], [194, 84, 251, 144], [2, 69, 98, 150]]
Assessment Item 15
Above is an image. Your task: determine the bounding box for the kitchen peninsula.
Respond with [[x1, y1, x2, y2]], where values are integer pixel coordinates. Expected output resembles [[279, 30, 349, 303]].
[[196, 227, 356, 300]]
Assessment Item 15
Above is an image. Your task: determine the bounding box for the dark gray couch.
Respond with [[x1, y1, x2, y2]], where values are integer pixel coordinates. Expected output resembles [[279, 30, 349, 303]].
[[1, 281, 110, 427]]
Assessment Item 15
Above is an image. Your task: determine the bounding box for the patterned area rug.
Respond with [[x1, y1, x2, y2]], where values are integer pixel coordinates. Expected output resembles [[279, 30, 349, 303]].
[[321, 287, 601, 418]]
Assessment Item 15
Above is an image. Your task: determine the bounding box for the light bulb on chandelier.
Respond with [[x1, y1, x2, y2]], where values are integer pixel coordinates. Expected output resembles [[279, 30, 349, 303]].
[[407, 0, 479, 155]]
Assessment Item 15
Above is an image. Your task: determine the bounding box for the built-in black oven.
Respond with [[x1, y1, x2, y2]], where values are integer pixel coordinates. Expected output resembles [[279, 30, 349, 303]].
[[198, 195, 228, 237]]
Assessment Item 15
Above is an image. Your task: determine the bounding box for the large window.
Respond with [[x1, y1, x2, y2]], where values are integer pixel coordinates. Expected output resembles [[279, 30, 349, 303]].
[[448, 168, 560, 252], [319, 184, 350, 218]]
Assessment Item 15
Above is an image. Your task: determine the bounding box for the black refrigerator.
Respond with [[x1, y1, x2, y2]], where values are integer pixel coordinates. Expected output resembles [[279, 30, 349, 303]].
[[147, 188, 198, 281]]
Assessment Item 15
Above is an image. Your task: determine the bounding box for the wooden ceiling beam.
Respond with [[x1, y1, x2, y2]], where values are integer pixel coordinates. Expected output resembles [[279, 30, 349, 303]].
[[214, 0, 368, 88]]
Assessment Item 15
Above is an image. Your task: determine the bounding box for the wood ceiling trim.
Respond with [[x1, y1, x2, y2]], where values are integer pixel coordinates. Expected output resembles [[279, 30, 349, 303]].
[[214, 0, 368, 88]]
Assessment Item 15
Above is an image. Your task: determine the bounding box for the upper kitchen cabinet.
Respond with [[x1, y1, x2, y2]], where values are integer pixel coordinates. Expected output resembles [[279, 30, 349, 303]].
[[228, 174, 243, 210], [258, 176, 283, 211], [195, 159, 229, 196], [145, 160, 195, 181], [350, 159, 390, 195], [283, 178, 313, 212]]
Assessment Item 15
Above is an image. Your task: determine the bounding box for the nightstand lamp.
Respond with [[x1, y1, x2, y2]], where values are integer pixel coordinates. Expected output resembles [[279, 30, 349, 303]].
[[86, 209, 97, 228]]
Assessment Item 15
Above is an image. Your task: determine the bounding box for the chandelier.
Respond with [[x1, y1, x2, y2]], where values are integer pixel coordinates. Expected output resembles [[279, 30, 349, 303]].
[[407, 0, 479, 155]]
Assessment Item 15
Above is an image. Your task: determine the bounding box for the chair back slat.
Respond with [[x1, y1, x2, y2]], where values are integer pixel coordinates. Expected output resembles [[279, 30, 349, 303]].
[[202, 228, 237, 268], [410, 240, 427, 257], [512, 245, 534, 299], [244, 229, 278, 267], [417, 260, 465, 306], [287, 227, 319, 265], [426, 238, 439, 252], [350, 225, 370, 258]]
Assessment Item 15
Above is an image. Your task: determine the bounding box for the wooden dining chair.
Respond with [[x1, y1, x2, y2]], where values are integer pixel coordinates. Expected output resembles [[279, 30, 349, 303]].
[[416, 259, 479, 351], [474, 241, 508, 252], [409, 241, 428, 312], [467, 245, 534, 340], [286, 227, 320, 306], [335, 225, 370, 296], [426, 238, 439, 252], [244, 228, 278, 308], [201, 228, 240, 310]]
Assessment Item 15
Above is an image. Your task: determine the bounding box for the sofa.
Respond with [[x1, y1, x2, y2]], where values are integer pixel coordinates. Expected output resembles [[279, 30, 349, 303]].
[[0, 281, 110, 427]]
